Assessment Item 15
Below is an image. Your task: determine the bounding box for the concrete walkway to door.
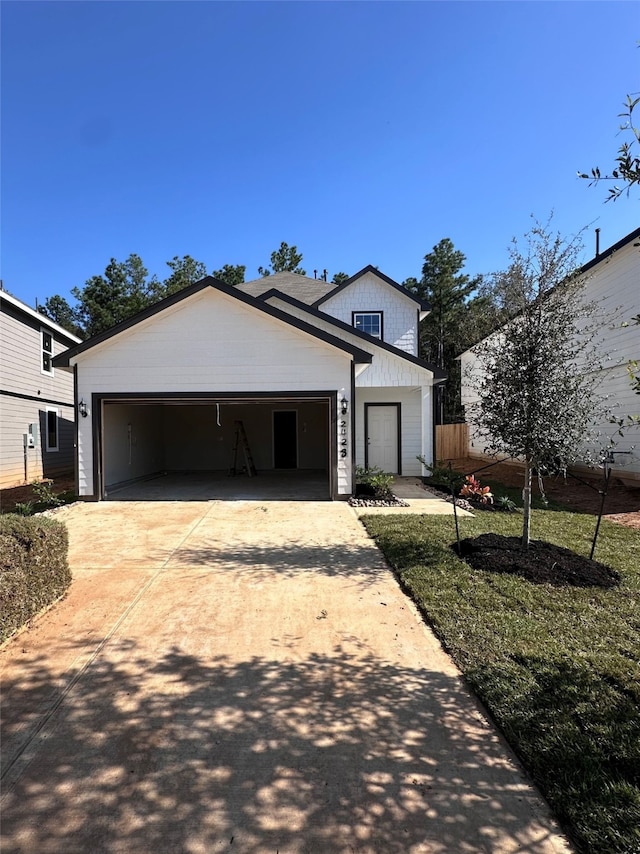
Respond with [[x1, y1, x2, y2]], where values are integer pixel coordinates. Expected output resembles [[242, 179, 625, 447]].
[[1, 500, 572, 854]]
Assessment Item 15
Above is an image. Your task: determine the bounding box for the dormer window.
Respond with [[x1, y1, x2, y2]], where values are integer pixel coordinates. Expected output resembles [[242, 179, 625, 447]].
[[353, 311, 382, 340], [41, 329, 53, 374]]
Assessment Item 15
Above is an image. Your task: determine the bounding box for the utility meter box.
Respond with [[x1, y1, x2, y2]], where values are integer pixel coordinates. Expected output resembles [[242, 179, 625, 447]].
[[26, 422, 39, 448]]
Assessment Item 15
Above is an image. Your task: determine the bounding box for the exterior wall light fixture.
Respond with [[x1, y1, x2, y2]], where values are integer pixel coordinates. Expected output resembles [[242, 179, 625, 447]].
[[79, 399, 88, 418]]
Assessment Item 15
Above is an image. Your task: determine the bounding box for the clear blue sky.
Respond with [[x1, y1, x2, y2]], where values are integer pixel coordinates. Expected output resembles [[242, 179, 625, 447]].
[[1, 0, 638, 309]]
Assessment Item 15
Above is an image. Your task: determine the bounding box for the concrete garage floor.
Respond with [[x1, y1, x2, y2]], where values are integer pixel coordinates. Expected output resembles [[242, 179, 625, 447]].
[[106, 470, 331, 501], [0, 500, 571, 854]]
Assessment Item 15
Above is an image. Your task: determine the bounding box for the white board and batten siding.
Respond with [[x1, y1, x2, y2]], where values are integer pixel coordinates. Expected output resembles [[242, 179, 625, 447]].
[[71, 289, 355, 496], [460, 233, 640, 483], [321, 272, 419, 356], [1, 293, 79, 487]]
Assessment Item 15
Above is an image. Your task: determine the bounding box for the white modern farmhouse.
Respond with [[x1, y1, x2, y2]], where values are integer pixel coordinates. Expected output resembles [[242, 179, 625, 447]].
[[53, 266, 446, 500]]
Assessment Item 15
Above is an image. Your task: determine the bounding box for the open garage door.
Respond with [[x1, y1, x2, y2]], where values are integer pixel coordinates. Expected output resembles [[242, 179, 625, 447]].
[[98, 393, 335, 501]]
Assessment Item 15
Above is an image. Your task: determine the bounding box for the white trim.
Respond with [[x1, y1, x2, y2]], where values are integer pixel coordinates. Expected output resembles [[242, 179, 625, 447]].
[[41, 327, 54, 375], [0, 291, 82, 343]]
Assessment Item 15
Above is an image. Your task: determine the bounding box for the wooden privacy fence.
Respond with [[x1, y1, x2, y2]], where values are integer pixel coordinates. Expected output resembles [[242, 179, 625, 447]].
[[436, 423, 469, 461]]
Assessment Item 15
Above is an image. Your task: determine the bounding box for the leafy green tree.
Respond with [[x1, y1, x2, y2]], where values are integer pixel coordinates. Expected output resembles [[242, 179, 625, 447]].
[[46, 253, 209, 339], [258, 242, 306, 277], [331, 272, 349, 285], [153, 255, 208, 299], [72, 254, 151, 338], [408, 239, 481, 423], [580, 93, 640, 200], [37, 295, 84, 338], [212, 264, 246, 286], [465, 220, 607, 548]]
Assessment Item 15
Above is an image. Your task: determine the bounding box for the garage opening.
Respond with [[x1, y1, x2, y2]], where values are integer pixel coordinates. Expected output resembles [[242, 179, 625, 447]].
[[99, 394, 334, 501]]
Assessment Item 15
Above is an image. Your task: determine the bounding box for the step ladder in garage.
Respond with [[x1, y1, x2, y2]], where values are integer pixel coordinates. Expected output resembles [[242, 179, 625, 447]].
[[229, 420, 257, 477]]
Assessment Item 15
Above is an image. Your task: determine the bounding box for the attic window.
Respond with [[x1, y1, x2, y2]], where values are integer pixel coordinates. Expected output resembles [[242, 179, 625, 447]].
[[353, 312, 382, 340], [41, 329, 53, 374]]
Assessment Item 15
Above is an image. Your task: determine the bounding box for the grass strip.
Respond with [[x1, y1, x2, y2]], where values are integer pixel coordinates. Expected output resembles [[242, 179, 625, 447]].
[[361, 508, 640, 854]]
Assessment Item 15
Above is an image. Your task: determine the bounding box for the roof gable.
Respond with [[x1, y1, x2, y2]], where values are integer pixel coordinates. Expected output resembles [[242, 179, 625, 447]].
[[313, 266, 431, 312], [457, 225, 640, 359], [52, 276, 373, 368]]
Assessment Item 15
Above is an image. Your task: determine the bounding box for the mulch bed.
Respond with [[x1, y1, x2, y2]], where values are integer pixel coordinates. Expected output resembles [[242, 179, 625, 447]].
[[448, 457, 640, 530], [456, 533, 620, 588]]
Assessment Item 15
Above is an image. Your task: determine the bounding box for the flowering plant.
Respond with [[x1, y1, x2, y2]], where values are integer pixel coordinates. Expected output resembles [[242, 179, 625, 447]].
[[460, 474, 493, 505]]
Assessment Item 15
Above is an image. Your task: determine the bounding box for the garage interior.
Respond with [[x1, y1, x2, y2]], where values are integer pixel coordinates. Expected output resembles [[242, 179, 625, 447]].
[[101, 397, 333, 501]]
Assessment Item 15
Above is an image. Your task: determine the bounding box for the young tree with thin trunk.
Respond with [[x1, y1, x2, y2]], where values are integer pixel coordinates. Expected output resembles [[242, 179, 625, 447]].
[[466, 219, 608, 548]]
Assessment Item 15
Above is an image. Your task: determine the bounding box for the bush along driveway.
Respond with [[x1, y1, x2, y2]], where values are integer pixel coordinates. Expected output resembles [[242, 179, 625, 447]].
[[362, 506, 640, 854]]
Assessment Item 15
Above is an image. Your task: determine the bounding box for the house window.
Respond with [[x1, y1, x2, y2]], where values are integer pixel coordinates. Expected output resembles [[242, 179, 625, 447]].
[[46, 408, 59, 452], [353, 312, 382, 339], [41, 329, 53, 374]]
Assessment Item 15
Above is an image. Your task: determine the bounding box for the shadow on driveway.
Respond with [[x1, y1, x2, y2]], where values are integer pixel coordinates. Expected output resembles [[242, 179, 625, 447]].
[[2, 639, 567, 854]]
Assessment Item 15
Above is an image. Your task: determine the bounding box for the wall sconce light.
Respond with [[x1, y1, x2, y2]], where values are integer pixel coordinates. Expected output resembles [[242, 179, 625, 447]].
[[78, 399, 88, 418], [340, 396, 348, 415]]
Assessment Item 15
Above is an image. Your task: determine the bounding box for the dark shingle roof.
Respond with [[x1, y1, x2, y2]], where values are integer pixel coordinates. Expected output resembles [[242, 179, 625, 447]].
[[236, 272, 336, 304]]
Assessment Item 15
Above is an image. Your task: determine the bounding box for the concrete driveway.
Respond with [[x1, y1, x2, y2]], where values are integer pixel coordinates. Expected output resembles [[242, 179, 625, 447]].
[[1, 500, 571, 854]]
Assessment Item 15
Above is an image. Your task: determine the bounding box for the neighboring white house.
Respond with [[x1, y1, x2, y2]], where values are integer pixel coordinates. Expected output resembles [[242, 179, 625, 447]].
[[459, 226, 640, 484], [53, 266, 446, 500], [0, 289, 82, 489]]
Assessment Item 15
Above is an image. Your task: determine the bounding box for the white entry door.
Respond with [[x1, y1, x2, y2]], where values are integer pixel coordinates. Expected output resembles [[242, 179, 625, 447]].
[[366, 405, 399, 473]]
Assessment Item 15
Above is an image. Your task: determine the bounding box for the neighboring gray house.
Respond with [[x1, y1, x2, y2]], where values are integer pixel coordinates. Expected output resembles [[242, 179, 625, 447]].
[[53, 266, 446, 500], [0, 289, 82, 489], [459, 226, 640, 484]]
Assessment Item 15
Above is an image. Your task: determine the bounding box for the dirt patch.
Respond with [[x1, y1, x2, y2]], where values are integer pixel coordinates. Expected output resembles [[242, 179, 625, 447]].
[[457, 533, 620, 588], [0, 474, 76, 514], [448, 457, 640, 530]]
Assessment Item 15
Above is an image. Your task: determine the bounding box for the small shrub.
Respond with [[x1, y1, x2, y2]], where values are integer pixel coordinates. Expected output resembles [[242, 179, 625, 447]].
[[417, 457, 465, 492], [355, 465, 394, 498], [494, 495, 518, 513], [13, 501, 35, 516], [31, 479, 64, 508], [0, 514, 71, 643]]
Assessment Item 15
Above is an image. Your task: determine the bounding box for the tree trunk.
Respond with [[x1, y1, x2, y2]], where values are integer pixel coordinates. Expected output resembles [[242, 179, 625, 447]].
[[522, 463, 532, 549]]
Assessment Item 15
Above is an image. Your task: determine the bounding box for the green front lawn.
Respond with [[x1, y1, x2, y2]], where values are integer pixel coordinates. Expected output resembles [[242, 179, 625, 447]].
[[362, 509, 640, 854]]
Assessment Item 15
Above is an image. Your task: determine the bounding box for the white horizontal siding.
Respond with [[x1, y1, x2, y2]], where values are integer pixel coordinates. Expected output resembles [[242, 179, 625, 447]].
[[0, 309, 75, 402], [321, 272, 419, 355], [0, 395, 75, 488], [460, 238, 640, 481], [73, 289, 354, 496]]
